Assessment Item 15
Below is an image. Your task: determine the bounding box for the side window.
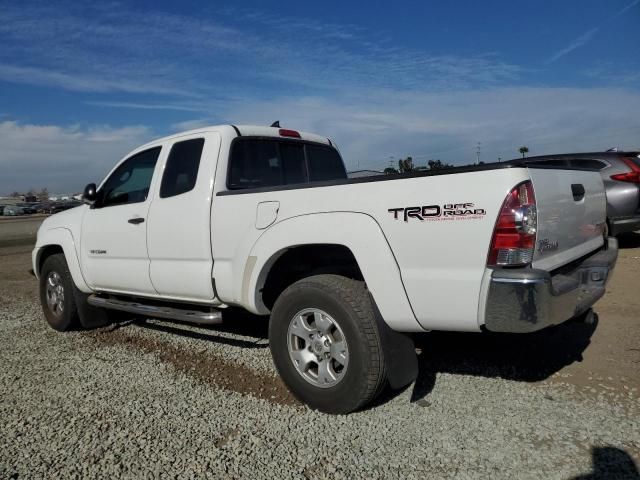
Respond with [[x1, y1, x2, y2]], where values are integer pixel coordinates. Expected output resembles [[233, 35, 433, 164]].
[[307, 145, 347, 182], [160, 138, 205, 198], [100, 147, 161, 208]]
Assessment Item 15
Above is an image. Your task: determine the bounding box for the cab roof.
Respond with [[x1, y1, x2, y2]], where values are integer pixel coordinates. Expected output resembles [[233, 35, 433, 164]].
[[138, 124, 333, 150]]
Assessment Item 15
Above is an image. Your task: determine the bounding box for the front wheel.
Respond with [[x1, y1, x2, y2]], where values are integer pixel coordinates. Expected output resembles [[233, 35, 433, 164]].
[[39, 254, 80, 332], [269, 275, 387, 414]]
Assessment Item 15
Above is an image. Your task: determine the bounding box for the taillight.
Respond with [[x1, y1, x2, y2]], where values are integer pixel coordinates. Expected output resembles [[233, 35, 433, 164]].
[[487, 181, 537, 266], [610, 157, 640, 184], [279, 129, 301, 138]]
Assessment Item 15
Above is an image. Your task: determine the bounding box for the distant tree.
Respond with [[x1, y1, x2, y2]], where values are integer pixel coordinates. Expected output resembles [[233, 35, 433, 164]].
[[10, 191, 20, 197], [383, 167, 398, 175], [38, 188, 49, 202], [427, 159, 454, 170], [518, 146, 529, 158], [398, 156, 415, 173]]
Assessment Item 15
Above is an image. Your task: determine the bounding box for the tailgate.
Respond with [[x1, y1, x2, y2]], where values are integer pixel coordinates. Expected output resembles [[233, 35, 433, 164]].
[[528, 168, 607, 271]]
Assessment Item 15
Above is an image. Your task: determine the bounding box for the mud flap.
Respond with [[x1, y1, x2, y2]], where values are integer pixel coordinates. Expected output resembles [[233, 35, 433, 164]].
[[72, 287, 112, 329], [372, 300, 418, 390]]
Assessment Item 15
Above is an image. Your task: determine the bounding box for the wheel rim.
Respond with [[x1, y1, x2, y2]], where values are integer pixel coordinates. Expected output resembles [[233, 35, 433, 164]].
[[45, 271, 65, 317], [287, 308, 349, 389]]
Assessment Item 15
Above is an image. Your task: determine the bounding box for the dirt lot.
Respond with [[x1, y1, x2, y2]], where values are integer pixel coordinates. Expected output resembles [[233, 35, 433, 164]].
[[0, 237, 638, 479]]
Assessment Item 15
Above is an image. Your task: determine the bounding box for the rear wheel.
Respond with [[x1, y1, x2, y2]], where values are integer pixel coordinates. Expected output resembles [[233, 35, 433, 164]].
[[39, 254, 80, 331], [269, 274, 387, 414]]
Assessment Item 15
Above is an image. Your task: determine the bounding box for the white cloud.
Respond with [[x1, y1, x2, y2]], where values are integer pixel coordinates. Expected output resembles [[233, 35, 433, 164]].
[[2, 84, 639, 193], [170, 119, 214, 132], [615, 0, 640, 17], [219, 86, 640, 170], [0, 121, 152, 194], [0, 2, 523, 98], [548, 27, 599, 63], [86, 101, 204, 112]]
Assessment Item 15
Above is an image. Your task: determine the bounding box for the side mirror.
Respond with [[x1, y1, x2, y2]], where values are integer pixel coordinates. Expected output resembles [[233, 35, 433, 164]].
[[83, 183, 97, 204]]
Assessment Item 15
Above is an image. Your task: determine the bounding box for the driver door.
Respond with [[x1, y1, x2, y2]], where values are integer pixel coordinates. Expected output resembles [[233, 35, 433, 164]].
[[80, 146, 162, 295]]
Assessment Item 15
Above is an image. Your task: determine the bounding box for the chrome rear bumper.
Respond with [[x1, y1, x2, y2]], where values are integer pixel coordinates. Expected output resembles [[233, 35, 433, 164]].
[[483, 237, 618, 333]]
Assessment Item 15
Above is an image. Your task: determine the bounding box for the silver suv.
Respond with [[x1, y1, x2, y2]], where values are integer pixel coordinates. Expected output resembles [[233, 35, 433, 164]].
[[526, 151, 640, 236]]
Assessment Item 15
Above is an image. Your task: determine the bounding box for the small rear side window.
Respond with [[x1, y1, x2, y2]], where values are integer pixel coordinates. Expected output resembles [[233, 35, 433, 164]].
[[306, 144, 347, 182], [160, 138, 205, 198]]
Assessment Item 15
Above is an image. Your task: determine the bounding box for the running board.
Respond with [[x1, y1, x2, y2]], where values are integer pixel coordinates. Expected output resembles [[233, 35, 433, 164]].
[[87, 295, 223, 325]]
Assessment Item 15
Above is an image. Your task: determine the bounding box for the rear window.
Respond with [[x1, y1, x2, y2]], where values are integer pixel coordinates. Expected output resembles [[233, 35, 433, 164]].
[[228, 139, 346, 190]]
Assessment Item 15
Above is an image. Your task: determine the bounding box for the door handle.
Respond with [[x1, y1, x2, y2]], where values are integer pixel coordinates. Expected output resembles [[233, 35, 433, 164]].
[[128, 217, 145, 225], [571, 184, 585, 201]]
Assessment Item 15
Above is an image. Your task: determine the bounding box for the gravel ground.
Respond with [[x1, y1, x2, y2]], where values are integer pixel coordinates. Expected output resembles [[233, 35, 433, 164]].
[[1, 240, 639, 479]]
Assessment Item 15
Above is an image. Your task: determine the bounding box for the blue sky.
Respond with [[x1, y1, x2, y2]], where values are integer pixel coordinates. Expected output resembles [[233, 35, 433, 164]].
[[1, 0, 639, 194]]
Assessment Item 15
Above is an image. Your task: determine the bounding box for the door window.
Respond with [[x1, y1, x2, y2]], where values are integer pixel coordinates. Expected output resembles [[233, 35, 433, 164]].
[[160, 138, 205, 198], [100, 147, 161, 208]]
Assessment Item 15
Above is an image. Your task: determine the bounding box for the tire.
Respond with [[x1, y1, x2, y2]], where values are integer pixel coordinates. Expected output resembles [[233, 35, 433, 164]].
[[39, 254, 80, 332], [269, 274, 387, 414]]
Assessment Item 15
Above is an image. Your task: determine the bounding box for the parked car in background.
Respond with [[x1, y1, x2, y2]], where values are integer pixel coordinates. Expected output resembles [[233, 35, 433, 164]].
[[524, 151, 640, 236], [0, 205, 6, 215], [3, 205, 26, 216], [17, 203, 38, 215], [44, 201, 81, 215]]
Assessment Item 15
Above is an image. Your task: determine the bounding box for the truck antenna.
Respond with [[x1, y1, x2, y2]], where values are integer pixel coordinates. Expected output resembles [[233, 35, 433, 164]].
[[270, 121, 280, 128]]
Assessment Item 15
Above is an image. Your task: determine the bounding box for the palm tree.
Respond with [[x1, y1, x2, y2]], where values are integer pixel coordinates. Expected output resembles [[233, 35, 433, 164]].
[[518, 146, 529, 158]]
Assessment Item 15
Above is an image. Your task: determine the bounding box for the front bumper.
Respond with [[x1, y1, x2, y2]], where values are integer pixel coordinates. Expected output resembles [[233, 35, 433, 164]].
[[483, 237, 618, 333]]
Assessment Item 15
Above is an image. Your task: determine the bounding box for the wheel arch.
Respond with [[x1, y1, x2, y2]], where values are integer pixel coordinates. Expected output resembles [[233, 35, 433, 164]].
[[34, 228, 91, 293], [243, 212, 422, 332]]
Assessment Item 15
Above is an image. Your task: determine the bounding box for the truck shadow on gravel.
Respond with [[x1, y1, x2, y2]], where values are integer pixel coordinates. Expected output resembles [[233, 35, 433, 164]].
[[401, 315, 599, 406], [571, 447, 640, 479], [99, 308, 598, 411], [617, 232, 640, 249]]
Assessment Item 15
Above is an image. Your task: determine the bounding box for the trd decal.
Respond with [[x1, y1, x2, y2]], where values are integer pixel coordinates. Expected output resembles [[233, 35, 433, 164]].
[[388, 203, 486, 222]]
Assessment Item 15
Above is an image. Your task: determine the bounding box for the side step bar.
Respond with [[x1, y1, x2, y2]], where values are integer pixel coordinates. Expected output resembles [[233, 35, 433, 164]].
[[87, 295, 223, 325]]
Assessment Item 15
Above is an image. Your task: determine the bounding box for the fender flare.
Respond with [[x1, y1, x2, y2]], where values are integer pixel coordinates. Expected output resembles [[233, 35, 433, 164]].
[[243, 212, 423, 332], [34, 227, 92, 293]]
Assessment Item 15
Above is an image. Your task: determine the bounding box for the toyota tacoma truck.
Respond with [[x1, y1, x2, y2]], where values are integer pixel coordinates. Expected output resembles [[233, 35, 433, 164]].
[[33, 124, 618, 413]]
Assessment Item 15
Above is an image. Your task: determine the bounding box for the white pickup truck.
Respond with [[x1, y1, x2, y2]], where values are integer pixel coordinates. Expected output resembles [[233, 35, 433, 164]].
[[33, 124, 618, 413]]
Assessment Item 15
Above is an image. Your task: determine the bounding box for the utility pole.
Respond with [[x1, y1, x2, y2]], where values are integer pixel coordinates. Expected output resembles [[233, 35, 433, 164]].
[[476, 142, 481, 165]]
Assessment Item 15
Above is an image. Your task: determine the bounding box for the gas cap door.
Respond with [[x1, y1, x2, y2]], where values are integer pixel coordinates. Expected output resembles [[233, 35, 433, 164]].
[[255, 201, 280, 229]]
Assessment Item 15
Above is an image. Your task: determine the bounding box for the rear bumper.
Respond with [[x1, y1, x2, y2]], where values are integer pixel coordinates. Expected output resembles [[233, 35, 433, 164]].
[[483, 237, 618, 333], [609, 216, 640, 236]]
